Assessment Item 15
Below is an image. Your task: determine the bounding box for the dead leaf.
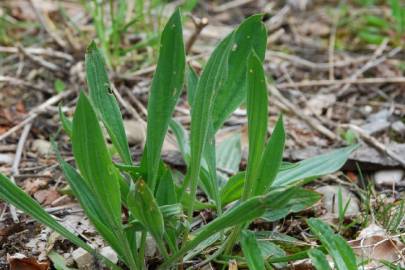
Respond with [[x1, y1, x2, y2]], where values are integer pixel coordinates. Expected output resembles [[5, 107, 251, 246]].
[[7, 254, 49, 270], [350, 224, 405, 267], [34, 189, 60, 205], [23, 179, 48, 194], [228, 259, 238, 270]]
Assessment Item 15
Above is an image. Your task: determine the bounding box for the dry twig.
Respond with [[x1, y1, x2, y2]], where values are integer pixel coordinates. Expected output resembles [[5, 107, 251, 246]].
[[276, 77, 405, 89], [268, 85, 338, 141], [8, 122, 33, 222], [346, 124, 405, 168], [186, 15, 208, 53], [0, 90, 73, 141]]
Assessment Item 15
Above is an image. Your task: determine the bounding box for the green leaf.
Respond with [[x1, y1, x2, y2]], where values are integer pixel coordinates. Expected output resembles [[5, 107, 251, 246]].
[[146, 9, 185, 191], [243, 52, 268, 199], [85, 42, 132, 165], [358, 31, 385, 44], [55, 148, 125, 258], [201, 129, 221, 207], [211, 15, 267, 130], [169, 119, 190, 164], [261, 188, 321, 222], [48, 251, 76, 270], [257, 241, 287, 268], [58, 106, 72, 137], [221, 146, 355, 205], [308, 218, 357, 270], [156, 166, 177, 205], [0, 173, 89, 250], [184, 31, 234, 216], [159, 187, 297, 269], [216, 134, 241, 176], [54, 79, 66, 93], [187, 65, 198, 106], [254, 115, 285, 195], [308, 248, 332, 270], [241, 230, 265, 270], [273, 145, 358, 187], [220, 172, 245, 205], [72, 92, 122, 227], [0, 173, 121, 270], [185, 15, 267, 212], [127, 180, 165, 240]]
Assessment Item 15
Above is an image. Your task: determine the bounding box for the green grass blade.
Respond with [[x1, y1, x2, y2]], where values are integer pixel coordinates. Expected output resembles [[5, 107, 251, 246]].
[[72, 92, 122, 227], [241, 230, 265, 270], [85, 42, 132, 164], [308, 248, 332, 270], [253, 115, 285, 195], [274, 144, 359, 187], [146, 9, 185, 191], [308, 218, 357, 270], [211, 15, 267, 131], [0, 173, 121, 270], [243, 52, 268, 200]]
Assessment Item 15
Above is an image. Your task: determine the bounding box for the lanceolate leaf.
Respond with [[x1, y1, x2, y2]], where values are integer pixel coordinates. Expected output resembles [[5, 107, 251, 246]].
[[85, 42, 132, 165], [261, 188, 321, 222], [273, 144, 358, 187], [241, 230, 266, 270], [146, 9, 185, 191], [243, 52, 268, 199], [308, 218, 357, 270], [254, 115, 285, 195], [0, 173, 121, 270], [54, 144, 125, 259], [220, 172, 245, 205], [211, 15, 267, 131], [216, 133, 241, 176], [127, 180, 165, 240], [169, 119, 190, 164], [308, 248, 332, 270], [72, 92, 122, 227], [185, 33, 234, 212], [187, 65, 198, 106]]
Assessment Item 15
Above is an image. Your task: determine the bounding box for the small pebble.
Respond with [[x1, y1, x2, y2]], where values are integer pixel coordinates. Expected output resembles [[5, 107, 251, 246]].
[[315, 185, 360, 218], [124, 120, 146, 146], [32, 139, 53, 156], [391, 121, 405, 136], [374, 169, 404, 186], [72, 248, 94, 270]]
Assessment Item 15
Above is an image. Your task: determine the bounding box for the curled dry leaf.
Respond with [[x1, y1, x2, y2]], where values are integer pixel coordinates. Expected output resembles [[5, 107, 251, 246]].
[[350, 224, 405, 267], [7, 254, 49, 270]]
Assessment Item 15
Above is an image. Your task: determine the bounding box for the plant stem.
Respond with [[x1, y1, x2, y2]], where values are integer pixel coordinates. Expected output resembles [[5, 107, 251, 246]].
[[139, 231, 147, 270]]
